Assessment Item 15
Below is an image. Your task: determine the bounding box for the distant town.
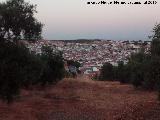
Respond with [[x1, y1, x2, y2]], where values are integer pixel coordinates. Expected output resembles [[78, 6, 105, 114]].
[[23, 39, 151, 75]]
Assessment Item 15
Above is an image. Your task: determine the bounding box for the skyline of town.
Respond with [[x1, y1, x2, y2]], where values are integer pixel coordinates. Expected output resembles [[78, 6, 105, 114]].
[[24, 39, 151, 75]]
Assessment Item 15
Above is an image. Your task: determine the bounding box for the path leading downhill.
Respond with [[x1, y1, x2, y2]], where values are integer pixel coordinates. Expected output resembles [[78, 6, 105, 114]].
[[0, 76, 160, 120]]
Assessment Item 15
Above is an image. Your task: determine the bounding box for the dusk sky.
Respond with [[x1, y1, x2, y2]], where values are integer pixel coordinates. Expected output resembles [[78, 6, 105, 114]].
[[1, 0, 160, 40]]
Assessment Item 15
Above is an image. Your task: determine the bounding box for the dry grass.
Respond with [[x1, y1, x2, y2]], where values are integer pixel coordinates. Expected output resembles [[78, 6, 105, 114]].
[[0, 76, 159, 120]]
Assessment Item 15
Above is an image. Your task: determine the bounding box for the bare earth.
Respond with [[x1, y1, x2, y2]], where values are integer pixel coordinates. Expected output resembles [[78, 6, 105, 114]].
[[0, 76, 160, 120]]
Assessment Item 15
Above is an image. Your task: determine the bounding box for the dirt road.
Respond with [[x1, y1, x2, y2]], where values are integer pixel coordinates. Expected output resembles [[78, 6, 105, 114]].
[[0, 76, 159, 120]]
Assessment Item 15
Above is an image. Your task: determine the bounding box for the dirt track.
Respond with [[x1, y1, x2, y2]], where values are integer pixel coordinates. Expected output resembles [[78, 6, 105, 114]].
[[0, 76, 160, 120]]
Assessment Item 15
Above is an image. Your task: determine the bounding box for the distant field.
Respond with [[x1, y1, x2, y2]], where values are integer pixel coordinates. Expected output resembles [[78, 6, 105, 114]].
[[0, 76, 159, 120]]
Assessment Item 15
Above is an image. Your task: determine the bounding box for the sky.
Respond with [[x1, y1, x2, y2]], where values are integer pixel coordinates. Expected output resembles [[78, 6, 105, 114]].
[[1, 0, 160, 40]]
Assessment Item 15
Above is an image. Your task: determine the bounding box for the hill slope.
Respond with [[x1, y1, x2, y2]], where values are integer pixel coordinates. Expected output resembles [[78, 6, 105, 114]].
[[0, 76, 159, 120]]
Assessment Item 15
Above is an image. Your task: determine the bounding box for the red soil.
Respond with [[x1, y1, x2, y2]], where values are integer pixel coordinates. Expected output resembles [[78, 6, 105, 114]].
[[0, 76, 160, 120]]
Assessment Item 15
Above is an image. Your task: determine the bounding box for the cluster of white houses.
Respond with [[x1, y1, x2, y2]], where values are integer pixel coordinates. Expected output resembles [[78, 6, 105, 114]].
[[24, 40, 151, 75]]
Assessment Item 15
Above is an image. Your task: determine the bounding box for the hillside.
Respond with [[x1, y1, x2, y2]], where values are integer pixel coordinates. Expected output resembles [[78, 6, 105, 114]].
[[0, 76, 159, 120]]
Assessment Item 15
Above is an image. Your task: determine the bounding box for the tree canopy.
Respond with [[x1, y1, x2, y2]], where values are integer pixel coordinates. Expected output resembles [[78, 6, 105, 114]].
[[151, 24, 160, 56], [99, 62, 114, 80], [0, 0, 43, 42]]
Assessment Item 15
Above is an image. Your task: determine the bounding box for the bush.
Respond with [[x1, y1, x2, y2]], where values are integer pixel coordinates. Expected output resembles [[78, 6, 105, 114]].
[[0, 41, 43, 102], [0, 42, 65, 103], [116, 61, 130, 83], [99, 62, 114, 81], [40, 46, 65, 85]]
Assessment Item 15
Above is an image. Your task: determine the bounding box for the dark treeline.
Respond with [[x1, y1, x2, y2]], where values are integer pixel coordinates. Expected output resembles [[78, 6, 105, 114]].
[[0, 0, 65, 103], [98, 23, 160, 99]]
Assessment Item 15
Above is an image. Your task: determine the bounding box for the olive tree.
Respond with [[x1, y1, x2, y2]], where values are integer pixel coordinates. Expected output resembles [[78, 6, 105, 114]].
[[0, 0, 43, 42], [0, 0, 43, 103]]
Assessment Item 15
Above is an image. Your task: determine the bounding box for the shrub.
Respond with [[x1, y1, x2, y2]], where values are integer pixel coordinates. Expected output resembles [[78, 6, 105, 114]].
[[40, 46, 65, 85], [0, 41, 43, 102], [99, 62, 114, 81]]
